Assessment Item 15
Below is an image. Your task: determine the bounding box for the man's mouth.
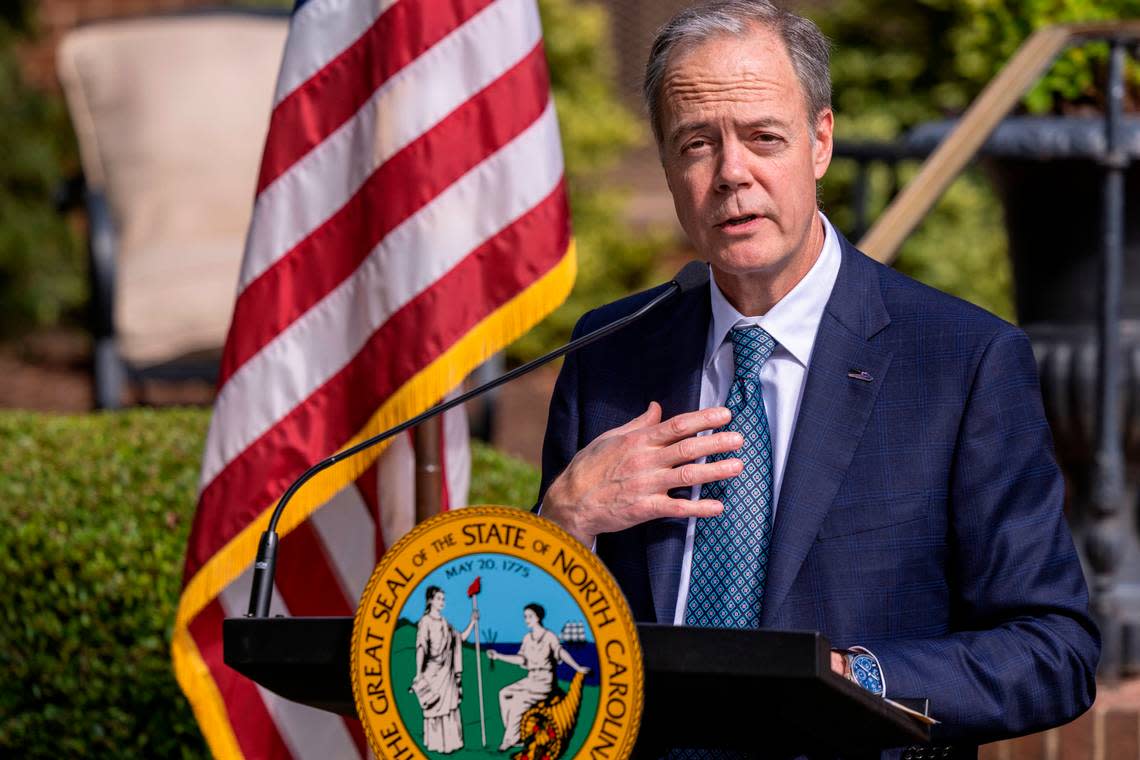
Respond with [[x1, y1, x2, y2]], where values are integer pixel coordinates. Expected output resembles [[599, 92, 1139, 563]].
[[716, 214, 760, 229]]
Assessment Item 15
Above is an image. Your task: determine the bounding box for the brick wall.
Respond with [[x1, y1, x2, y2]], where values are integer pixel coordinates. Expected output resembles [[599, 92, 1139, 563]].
[[20, 0, 228, 89], [980, 677, 1140, 759]]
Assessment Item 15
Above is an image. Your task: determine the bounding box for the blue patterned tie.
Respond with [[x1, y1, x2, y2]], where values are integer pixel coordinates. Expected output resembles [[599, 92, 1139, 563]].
[[685, 325, 776, 629]]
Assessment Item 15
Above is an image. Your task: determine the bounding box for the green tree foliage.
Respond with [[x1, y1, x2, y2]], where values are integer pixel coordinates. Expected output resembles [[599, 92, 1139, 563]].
[[0, 20, 82, 333], [940, 0, 1140, 113], [2, 0, 33, 28], [816, 1, 1016, 321], [511, 0, 665, 359], [822, 0, 965, 139], [0, 409, 539, 757], [820, 0, 1140, 146], [817, 0, 1140, 324]]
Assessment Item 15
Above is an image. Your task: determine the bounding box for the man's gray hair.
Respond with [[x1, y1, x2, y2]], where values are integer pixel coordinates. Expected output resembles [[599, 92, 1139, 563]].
[[643, 0, 832, 147]]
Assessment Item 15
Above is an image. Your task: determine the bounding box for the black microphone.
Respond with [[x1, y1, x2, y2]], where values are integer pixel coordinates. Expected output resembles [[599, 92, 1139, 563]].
[[246, 260, 710, 617]]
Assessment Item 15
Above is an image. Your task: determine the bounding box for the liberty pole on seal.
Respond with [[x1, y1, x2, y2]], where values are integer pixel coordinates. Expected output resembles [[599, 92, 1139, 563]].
[[467, 576, 486, 747]]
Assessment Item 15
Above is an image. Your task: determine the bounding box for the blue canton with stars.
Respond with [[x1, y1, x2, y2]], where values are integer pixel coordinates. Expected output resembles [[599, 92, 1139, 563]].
[[686, 325, 776, 629]]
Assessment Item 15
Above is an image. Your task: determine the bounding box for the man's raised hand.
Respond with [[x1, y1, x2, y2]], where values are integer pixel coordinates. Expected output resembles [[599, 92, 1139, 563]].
[[541, 402, 743, 546]]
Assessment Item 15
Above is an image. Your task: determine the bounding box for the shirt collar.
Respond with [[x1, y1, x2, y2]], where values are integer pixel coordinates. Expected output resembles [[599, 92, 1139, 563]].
[[706, 212, 842, 368]]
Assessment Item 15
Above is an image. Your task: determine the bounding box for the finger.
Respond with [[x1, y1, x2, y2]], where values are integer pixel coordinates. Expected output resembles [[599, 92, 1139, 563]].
[[656, 457, 744, 493], [596, 401, 662, 442], [643, 406, 731, 447], [616, 456, 742, 505], [651, 496, 726, 520], [657, 430, 743, 467]]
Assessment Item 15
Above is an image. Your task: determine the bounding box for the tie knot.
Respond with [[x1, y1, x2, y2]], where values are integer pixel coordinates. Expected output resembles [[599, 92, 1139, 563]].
[[729, 326, 776, 379]]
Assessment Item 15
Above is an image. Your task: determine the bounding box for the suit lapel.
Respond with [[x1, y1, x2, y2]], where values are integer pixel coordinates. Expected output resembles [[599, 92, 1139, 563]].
[[759, 240, 892, 626], [644, 284, 709, 421], [642, 283, 709, 623]]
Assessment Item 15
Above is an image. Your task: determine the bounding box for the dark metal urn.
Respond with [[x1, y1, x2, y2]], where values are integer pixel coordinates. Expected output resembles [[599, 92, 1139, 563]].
[[908, 111, 1140, 675]]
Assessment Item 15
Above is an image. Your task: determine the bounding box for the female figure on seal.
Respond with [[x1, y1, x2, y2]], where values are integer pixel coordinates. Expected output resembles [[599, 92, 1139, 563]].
[[486, 603, 589, 751], [412, 586, 478, 753]]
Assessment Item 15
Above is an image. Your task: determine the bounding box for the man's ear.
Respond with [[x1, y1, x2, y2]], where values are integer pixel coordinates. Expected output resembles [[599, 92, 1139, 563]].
[[658, 140, 673, 186], [812, 108, 834, 181]]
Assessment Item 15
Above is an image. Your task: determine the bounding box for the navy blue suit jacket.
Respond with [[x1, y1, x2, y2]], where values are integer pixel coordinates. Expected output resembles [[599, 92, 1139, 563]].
[[538, 234, 1098, 747]]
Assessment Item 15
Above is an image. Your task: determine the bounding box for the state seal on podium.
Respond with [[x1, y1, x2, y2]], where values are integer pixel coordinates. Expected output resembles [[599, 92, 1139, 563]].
[[351, 506, 644, 760]]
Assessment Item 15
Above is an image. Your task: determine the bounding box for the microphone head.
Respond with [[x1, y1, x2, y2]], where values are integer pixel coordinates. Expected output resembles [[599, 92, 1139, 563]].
[[672, 261, 710, 294]]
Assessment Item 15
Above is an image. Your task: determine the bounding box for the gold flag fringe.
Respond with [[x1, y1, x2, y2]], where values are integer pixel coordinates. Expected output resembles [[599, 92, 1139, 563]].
[[172, 242, 576, 759]]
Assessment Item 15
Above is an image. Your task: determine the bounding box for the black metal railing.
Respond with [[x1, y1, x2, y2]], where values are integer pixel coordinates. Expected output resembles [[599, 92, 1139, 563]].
[[828, 29, 1140, 676]]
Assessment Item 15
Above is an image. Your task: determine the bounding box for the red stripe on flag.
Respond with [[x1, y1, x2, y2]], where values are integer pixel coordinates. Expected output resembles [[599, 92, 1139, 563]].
[[345, 718, 368, 758], [367, 186, 569, 403], [187, 184, 569, 581], [190, 600, 293, 759], [257, 0, 496, 193], [223, 43, 552, 384], [272, 524, 368, 756]]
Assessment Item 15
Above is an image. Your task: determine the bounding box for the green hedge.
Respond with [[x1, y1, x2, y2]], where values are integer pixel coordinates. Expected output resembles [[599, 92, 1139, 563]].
[[0, 409, 539, 758]]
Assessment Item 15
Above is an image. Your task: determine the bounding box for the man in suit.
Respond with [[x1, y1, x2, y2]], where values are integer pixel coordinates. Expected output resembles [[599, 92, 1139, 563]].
[[536, 0, 1099, 750]]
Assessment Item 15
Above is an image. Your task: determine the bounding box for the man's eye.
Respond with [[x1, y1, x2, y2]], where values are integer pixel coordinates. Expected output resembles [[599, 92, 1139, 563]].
[[755, 133, 781, 144], [682, 139, 709, 153]]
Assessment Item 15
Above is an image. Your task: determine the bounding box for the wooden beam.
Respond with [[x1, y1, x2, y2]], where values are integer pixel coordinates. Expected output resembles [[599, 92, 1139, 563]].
[[858, 21, 1140, 264]]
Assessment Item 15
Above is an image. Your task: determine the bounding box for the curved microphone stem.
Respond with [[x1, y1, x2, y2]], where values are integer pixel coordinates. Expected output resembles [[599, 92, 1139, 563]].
[[246, 261, 707, 617]]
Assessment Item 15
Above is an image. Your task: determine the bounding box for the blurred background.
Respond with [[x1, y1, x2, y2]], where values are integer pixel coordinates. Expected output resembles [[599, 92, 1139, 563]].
[[7, 0, 1105, 433], [6, 0, 1137, 435], [6, 0, 1138, 458], [2, 0, 1140, 757]]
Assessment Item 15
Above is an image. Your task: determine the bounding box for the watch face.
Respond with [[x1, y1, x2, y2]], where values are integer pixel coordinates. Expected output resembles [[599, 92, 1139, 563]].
[[851, 653, 884, 696]]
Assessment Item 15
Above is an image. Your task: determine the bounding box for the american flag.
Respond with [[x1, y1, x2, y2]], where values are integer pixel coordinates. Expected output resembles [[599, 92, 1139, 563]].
[[171, 0, 574, 757]]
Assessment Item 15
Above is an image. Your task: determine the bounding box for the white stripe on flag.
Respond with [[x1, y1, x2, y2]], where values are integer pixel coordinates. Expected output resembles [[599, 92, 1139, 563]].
[[241, 0, 543, 291], [254, 685, 362, 760], [203, 100, 563, 488], [444, 404, 471, 510], [310, 483, 378, 605], [273, 0, 397, 105], [379, 431, 416, 548]]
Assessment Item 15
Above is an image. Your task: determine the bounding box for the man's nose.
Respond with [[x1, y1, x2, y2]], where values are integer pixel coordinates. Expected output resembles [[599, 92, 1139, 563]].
[[715, 138, 752, 192]]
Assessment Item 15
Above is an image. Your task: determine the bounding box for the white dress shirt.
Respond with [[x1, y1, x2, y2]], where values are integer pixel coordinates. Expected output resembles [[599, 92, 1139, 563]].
[[673, 212, 842, 624]]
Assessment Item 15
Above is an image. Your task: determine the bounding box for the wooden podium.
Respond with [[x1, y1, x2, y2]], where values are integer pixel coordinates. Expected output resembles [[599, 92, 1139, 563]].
[[224, 617, 929, 756]]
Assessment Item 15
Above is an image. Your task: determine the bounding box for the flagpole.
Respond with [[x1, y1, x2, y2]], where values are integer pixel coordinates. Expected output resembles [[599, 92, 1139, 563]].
[[472, 595, 487, 747], [414, 417, 442, 521]]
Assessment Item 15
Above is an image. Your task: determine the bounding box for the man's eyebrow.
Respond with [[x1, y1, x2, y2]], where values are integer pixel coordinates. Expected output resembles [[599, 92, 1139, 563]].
[[742, 117, 791, 130], [668, 120, 712, 144], [668, 116, 792, 144]]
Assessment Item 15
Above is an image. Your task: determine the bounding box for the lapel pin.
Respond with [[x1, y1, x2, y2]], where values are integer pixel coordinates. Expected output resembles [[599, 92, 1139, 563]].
[[847, 369, 873, 382]]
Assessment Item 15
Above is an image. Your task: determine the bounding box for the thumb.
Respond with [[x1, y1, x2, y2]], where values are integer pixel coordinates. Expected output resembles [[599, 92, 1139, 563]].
[[598, 402, 662, 441], [624, 401, 665, 431], [641, 401, 663, 425]]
